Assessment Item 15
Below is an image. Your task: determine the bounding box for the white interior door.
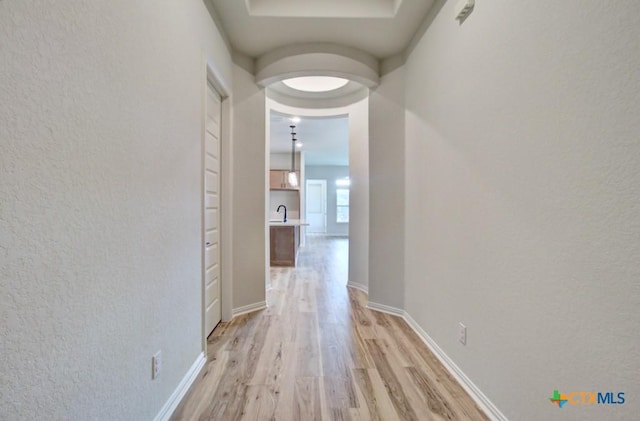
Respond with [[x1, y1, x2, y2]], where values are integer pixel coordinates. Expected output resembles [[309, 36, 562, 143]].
[[204, 81, 221, 336], [306, 180, 326, 234]]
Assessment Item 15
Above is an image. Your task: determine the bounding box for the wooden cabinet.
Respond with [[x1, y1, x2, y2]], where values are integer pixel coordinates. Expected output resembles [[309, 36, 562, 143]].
[[269, 170, 300, 190], [269, 170, 284, 189], [270, 226, 299, 266]]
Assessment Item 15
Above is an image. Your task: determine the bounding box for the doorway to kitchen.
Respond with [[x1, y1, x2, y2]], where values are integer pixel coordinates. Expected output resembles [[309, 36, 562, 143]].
[[267, 111, 350, 275], [266, 92, 368, 294]]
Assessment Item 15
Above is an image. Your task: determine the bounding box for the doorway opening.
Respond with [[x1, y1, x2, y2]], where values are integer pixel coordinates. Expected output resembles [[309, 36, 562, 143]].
[[306, 179, 327, 234], [266, 106, 355, 294], [264, 84, 369, 293]]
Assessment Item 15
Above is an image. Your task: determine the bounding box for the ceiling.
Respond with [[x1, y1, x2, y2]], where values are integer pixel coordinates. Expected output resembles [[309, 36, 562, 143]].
[[209, 0, 436, 59], [213, 0, 433, 167], [270, 111, 349, 166]]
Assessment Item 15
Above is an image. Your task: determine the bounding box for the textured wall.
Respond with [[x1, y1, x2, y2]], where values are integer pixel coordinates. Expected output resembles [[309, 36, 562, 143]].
[[0, 1, 231, 419], [404, 0, 640, 419], [305, 165, 350, 236], [368, 65, 405, 309]]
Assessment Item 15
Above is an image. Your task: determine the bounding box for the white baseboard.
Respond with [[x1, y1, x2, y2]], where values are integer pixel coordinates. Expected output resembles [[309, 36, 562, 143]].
[[367, 301, 404, 317], [232, 301, 267, 317], [154, 352, 206, 421], [402, 312, 508, 421], [346, 282, 369, 294]]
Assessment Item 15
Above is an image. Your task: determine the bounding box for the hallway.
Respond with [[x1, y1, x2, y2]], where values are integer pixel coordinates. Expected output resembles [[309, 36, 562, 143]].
[[172, 236, 488, 420]]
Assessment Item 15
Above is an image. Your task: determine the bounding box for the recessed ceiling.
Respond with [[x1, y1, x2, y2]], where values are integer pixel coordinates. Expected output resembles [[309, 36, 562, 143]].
[[270, 111, 349, 166], [247, 0, 402, 18], [209, 0, 436, 59], [282, 76, 349, 93]]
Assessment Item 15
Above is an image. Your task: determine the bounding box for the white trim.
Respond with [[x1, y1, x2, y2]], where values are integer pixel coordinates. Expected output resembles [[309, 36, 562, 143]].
[[219, 91, 233, 324], [232, 301, 267, 317], [204, 57, 231, 99], [203, 57, 234, 331], [346, 282, 368, 294], [366, 301, 403, 317], [202, 75, 223, 344], [402, 312, 508, 421], [153, 352, 206, 421]]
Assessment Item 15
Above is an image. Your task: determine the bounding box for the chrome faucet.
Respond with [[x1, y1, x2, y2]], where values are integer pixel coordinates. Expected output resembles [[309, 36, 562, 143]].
[[276, 204, 287, 222]]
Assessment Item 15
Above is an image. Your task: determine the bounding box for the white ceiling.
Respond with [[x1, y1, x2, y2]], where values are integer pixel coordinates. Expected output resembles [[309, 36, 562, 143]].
[[270, 111, 349, 166], [214, 0, 433, 166], [210, 0, 436, 59]]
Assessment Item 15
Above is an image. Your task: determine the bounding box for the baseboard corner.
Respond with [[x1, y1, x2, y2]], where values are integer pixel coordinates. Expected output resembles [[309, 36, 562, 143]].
[[346, 282, 369, 294], [232, 301, 267, 317], [367, 301, 404, 317], [153, 352, 206, 421]]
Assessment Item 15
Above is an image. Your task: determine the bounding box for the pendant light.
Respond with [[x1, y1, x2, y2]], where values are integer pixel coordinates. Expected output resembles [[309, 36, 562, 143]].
[[288, 125, 298, 187]]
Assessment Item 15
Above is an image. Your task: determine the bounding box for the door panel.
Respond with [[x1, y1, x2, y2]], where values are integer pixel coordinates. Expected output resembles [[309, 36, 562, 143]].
[[204, 82, 221, 336], [306, 180, 326, 234]]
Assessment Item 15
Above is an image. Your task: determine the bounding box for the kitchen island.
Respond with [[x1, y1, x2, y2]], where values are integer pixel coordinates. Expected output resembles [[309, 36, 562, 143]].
[[269, 219, 309, 267]]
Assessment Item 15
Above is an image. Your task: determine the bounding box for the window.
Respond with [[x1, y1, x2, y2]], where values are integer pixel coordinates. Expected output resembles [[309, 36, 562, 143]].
[[336, 188, 349, 223]]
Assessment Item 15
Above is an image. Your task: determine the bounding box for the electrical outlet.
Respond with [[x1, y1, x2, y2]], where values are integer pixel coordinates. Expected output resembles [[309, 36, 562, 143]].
[[458, 323, 467, 345], [152, 351, 162, 380]]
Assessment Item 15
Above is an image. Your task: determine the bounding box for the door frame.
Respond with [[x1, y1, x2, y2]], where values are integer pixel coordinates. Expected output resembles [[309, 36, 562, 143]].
[[202, 58, 232, 353], [305, 179, 327, 234]]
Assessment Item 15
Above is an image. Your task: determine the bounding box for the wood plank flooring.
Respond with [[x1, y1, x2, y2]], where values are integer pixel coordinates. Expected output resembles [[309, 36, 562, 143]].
[[171, 236, 489, 421]]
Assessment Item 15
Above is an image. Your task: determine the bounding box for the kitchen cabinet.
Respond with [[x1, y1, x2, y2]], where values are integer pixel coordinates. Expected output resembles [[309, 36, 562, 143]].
[[269, 170, 300, 190], [270, 226, 299, 266]]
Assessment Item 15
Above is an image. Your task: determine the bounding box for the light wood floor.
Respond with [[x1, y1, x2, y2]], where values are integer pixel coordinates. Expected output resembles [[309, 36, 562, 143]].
[[171, 236, 489, 421]]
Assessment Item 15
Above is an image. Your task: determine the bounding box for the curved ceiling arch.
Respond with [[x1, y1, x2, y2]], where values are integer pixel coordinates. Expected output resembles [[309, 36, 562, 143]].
[[255, 43, 380, 88]]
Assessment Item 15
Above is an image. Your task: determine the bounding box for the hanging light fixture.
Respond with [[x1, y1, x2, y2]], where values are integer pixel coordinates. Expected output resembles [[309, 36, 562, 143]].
[[288, 125, 298, 187]]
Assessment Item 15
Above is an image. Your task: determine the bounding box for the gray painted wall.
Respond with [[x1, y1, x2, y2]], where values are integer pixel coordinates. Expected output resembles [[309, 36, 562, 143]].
[[232, 64, 267, 310], [404, 1, 640, 419], [368, 65, 406, 310], [305, 165, 350, 236]]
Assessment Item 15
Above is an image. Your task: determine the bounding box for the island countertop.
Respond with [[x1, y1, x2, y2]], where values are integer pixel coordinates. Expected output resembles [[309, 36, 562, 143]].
[[268, 219, 310, 226]]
